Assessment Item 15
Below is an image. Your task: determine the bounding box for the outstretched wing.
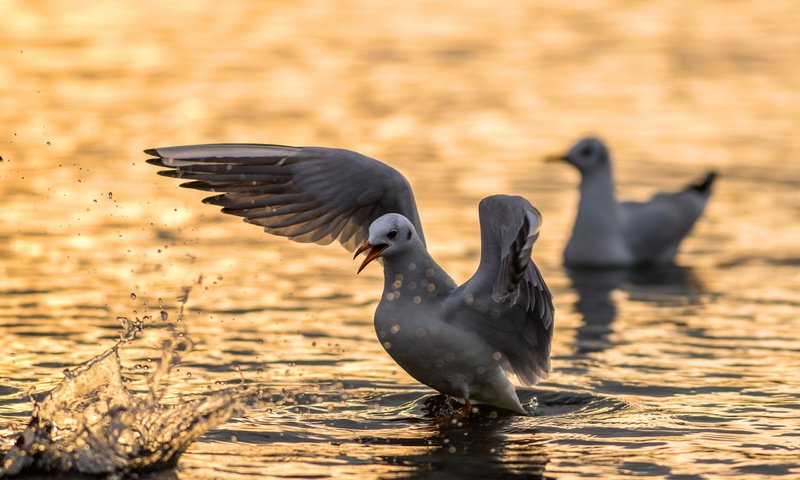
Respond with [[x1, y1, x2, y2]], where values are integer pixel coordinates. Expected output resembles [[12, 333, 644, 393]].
[[447, 195, 554, 385], [147, 144, 425, 252], [621, 172, 715, 263]]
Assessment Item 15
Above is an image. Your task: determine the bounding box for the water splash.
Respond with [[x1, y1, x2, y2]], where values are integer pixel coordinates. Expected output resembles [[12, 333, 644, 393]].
[[0, 296, 245, 477]]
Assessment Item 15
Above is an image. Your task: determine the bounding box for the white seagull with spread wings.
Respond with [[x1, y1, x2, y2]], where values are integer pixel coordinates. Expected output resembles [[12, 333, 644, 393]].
[[148, 144, 554, 416]]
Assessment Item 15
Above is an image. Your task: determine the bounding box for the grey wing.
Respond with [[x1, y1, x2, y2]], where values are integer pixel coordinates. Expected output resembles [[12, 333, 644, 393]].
[[146, 144, 425, 252], [448, 195, 554, 385], [621, 186, 711, 263]]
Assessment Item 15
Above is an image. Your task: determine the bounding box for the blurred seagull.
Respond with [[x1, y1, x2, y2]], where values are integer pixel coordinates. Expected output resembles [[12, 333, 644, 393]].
[[548, 137, 716, 268], [147, 144, 554, 416]]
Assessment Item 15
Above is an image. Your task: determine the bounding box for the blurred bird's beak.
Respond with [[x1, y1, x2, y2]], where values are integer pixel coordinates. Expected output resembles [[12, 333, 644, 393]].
[[544, 154, 567, 163], [354, 242, 388, 274]]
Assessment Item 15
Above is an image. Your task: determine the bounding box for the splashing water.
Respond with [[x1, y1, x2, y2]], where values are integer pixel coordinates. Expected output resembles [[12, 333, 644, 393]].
[[0, 299, 247, 477]]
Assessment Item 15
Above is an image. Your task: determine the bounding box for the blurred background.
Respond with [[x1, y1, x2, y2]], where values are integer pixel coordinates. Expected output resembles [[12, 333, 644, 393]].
[[1, 1, 799, 478]]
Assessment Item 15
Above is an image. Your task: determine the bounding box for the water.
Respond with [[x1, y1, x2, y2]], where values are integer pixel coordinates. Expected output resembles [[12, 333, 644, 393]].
[[2, 0, 799, 478], [0, 314, 244, 477]]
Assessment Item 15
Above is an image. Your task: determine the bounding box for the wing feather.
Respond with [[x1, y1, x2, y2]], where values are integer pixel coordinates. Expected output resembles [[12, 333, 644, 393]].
[[621, 184, 712, 263], [147, 144, 425, 251], [448, 195, 555, 385]]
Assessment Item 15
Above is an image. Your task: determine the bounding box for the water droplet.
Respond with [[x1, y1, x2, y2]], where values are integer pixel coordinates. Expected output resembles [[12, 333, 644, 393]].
[[492, 351, 503, 361], [130, 293, 137, 300], [46, 141, 51, 146], [382, 341, 392, 350], [390, 324, 400, 334], [160, 310, 168, 321]]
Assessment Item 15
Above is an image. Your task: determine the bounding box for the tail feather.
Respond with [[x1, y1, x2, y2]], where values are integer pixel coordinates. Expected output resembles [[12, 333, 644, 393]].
[[688, 171, 717, 194]]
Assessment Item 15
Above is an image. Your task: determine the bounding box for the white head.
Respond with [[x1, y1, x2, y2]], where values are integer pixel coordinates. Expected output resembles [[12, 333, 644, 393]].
[[354, 213, 419, 273], [551, 137, 611, 174]]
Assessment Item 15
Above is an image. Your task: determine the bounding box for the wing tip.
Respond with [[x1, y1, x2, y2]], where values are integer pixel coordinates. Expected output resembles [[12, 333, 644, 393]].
[[689, 171, 717, 194], [144, 148, 160, 157], [202, 194, 226, 205]]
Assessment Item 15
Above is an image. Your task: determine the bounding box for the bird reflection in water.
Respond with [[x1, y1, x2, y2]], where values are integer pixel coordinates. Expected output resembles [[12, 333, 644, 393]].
[[567, 265, 706, 355], [377, 395, 548, 480]]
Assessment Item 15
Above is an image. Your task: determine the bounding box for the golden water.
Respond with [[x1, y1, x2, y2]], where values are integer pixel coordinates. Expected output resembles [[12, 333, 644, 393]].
[[1, 1, 799, 478]]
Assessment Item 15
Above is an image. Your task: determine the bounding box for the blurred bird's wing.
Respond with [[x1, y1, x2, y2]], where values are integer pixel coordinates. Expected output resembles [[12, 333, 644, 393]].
[[446, 195, 554, 385], [621, 172, 715, 263], [147, 144, 425, 252]]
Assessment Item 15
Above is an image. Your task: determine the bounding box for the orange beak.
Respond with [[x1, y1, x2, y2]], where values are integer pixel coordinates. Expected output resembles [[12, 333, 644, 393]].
[[354, 242, 388, 274]]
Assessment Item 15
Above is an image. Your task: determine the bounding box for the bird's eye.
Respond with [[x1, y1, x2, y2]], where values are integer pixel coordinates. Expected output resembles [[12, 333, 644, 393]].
[[387, 230, 398, 240], [580, 146, 592, 157]]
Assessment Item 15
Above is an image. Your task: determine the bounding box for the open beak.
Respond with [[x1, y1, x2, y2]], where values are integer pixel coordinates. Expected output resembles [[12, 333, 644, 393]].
[[354, 242, 388, 274], [544, 154, 567, 163]]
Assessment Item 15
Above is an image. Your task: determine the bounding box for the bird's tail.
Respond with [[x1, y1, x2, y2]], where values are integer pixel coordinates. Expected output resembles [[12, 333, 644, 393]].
[[688, 171, 717, 194]]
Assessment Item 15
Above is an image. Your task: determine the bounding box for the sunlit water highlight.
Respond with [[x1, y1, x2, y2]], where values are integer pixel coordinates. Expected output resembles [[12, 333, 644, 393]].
[[2, 0, 799, 478]]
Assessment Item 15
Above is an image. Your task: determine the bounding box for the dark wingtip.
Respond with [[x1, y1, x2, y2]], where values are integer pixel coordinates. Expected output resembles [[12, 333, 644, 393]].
[[146, 158, 167, 167], [144, 148, 160, 157], [179, 181, 219, 192], [202, 194, 226, 205], [689, 171, 717, 193]]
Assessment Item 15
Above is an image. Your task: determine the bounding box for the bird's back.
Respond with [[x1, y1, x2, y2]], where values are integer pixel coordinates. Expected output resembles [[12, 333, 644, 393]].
[[621, 172, 716, 265]]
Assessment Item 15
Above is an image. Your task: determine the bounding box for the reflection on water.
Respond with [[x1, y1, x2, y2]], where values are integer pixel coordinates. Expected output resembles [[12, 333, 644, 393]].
[[568, 265, 705, 354], [2, 0, 800, 478]]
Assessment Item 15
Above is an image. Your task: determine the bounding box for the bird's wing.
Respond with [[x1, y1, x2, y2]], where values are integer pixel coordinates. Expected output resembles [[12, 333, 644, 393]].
[[621, 173, 715, 263], [446, 195, 554, 385], [146, 144, 425, 252]]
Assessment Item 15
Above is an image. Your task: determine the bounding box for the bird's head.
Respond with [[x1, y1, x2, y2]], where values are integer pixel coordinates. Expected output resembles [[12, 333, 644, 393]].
[[354, 213, 418, 274], [546, 137, 610, 174]]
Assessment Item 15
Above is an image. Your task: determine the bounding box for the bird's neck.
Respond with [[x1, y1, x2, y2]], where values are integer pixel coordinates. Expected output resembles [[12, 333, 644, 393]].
[[381, 244, 455, 299], [575, 165, 619, 231], [564, 164, 634, 266]]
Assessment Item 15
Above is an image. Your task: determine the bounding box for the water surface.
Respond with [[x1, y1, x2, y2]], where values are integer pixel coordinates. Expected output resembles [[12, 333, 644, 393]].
[[1, 1, 799, 478]]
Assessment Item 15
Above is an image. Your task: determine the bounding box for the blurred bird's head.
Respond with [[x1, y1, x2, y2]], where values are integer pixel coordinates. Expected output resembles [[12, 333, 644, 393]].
[[354, 213, 419, 274], [547, 137, 610, 174]]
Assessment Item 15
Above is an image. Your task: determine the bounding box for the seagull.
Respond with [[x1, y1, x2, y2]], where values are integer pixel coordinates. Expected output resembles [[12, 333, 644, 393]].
[[548, 137, 716, 268], [146, 144, 554, 416]]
